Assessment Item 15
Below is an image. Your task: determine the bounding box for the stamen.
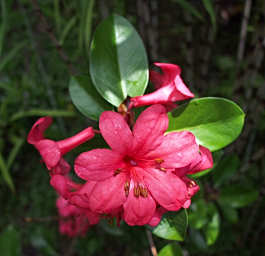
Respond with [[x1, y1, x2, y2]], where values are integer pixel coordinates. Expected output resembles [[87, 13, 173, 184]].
[[133, 185, 140, 197], [139, 186, 148, 198], [155, 158, 164, 164], [114, 168, 122, 176], [159, 167, 166, 172], [124, 181, 130, 197], [188, 180, 196, 187]]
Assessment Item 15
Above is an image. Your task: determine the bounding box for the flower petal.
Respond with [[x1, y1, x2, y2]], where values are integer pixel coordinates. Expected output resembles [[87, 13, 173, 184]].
[[133, 105, 168, 155], [35, 139, 61, 169], [27, 117, 52, 144], [146, 131, 200, 168], [123, 187, 156, 226], [88, 173, 127, 213], [74, 149, 122, 181], [150, 63, 181, 88], [152, 63, 194, 99], [99, 111, 133, 154], [148, 207, 167, 227], [57, 127, 94, 155], [144, 168, 188, 211], [188, 145, 213, 174]]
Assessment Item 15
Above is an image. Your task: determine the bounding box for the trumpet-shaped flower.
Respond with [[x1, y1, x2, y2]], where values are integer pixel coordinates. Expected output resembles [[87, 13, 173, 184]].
[[27, 117, 94, 174], [74, 105, 212, 226], [130, 63, 194, 109], [56, 196, 99, 237]]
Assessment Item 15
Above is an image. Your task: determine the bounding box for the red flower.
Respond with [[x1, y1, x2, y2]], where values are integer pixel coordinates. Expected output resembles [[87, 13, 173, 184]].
[[74, 105, 211, 226], [56, 196, 99, 237], [27, 117, 94, 174], [130, 63, 194, 109]]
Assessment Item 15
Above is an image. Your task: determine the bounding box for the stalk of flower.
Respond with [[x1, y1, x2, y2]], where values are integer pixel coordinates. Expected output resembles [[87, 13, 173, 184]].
[[27, 116, 95, 175], [73, 104, 213, 226], [130, 63, 194, 110]]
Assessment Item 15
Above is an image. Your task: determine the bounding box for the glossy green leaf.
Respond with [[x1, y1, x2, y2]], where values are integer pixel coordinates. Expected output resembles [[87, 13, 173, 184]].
[[158, 243, 183, 256], [90, 14, 148, 106], [69, 75, 113, 120], [204, 212, 220, 246], [219, 185, 259, 208], [0, 225, 21, 256], [168, 97, 245, 152], [152, 210, 188, 241]]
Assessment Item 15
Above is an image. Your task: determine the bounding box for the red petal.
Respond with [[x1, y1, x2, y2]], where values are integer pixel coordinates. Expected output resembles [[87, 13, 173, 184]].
[[144, 168, 188, 211], [57, 127, 94, 155], [133, 105, 168, 155], [147, 131, 199, 168], [51, 158, 71, 175], [74, 149, 122, 181], [35, 139, 61, 169], [99, 111, 133, 154], [50, 175, 69, 198], [69, 181, 97, 208], [150, 63, 181, 88], [123, 188, 156, 226], [88, 173, 127, 213], [27, 117, 52, 144], [188, 145, 213, 174], [148, 207, 167, 227], [152, 63, 194, 99]]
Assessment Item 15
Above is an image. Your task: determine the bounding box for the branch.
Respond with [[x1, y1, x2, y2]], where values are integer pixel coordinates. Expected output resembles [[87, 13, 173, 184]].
[[237, 0, 252, 64]]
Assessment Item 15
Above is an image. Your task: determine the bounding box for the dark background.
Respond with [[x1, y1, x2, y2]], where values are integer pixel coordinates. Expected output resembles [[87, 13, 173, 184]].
[[0, 0, 264, 255]]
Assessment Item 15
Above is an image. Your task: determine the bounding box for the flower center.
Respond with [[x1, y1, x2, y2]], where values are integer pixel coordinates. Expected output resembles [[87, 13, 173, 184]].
[[123, 155, 138, 167]]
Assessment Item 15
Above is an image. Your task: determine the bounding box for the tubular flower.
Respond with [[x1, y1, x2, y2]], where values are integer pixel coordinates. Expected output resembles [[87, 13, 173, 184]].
[[74, 104, 212, 226], [130, 63, 194, 109], [27, 117, 95, 174], [56, 196, 99, 237]]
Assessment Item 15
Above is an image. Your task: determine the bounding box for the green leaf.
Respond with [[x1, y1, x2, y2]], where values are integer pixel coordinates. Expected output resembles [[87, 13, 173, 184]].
[[90, 14, 148, 106], [7, 137, 24, 170], [158, 243, 183, 256], [0, 153, 15, 192], [10, 109, 76, 122], [173, 0, 204, 21], [204, 212, 220, 246], [0, 0, 7, 57], [0, 41, 27, 72], [0, 225, 21, 256], [152, 210, 188, 241], [219, 203, 238, 223], [202, 0, 216, 33], [168, 97, 245, 152], [69, 75, 113, 120], [219, 185, 259, 208], [212, 154, 240, 187]]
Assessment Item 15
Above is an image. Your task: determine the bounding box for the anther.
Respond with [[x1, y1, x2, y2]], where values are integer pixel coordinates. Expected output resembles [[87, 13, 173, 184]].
[[134, 186, 140, 197], [159, 167, 166, 172], [124, 181, 130, 197], [189, 180, 196, 187], [155, 158, 164, 164], [114, 168, 122, 176], [139, 186, 148, 198]]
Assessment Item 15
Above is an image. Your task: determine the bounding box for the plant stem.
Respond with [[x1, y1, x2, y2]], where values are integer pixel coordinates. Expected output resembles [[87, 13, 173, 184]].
[[146, 229, 158, 256]]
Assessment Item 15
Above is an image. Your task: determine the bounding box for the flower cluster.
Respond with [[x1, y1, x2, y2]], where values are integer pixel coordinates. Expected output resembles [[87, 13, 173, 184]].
[[28, 63, 213, 236]]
